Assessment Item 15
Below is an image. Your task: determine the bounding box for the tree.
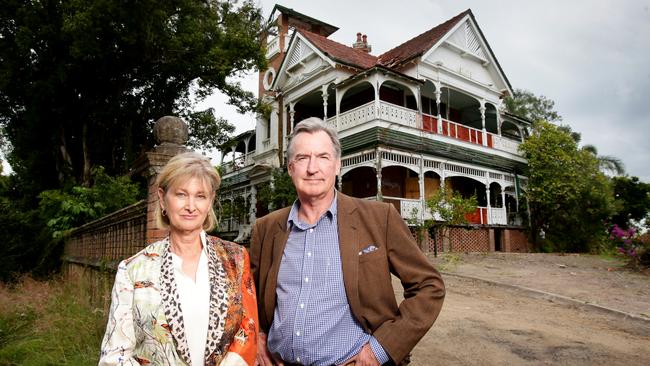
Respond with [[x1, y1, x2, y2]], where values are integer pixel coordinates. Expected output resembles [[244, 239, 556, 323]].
[[520, 121, 616, 252], [504, 88, 562, 123], [256, 168, 297, 211], [0, 0, 266, 193], [409, 190, 477, 256], [611, 176, 650, 229], [560, 127, 625, 176], [581, 144, 625, 176]]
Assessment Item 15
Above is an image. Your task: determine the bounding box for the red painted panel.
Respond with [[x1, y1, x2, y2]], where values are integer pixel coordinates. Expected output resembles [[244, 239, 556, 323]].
[[464, 207, 487, 225], [465, 208, 482, 224], [422, 114, 437, 133], [487, 133, 493, 147], [457, 125, 470, 142]]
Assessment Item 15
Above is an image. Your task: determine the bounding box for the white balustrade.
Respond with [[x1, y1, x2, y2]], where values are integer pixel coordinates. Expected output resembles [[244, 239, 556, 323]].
[[266, 36, 280, 58], [379, 102, 418, 128], [490, 207, 507, 225], [491, 134, 521, 155], [400, 199, 422, 219], [338, 102, 375, 131]]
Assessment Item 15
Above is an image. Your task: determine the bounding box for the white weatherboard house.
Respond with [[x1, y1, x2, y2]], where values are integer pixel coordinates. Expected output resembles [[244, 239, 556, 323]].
[[218, 5, 530, 252]]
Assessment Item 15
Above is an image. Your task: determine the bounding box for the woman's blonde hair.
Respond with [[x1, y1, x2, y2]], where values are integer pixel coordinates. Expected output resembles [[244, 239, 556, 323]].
[[155, 152, 221, 231]]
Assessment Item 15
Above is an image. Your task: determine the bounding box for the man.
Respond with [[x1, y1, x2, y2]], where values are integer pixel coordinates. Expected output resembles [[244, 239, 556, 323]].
[[251, 117, 445, 366]]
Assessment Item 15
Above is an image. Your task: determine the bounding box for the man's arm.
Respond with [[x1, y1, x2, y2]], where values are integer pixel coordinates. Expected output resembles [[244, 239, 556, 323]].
[[372, 204, 446, 363]]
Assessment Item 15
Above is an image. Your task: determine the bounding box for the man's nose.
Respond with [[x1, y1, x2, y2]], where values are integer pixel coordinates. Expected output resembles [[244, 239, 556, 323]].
[[306, 156, 319, 173]]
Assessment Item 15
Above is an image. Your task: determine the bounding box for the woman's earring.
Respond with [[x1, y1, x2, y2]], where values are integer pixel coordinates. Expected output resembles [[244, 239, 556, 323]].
[[162, 208, 167, 217]]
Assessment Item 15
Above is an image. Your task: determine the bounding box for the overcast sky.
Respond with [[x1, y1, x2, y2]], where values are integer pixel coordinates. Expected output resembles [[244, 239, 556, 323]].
[[4, 1, 646, 180], [200, 0, 650, 181]]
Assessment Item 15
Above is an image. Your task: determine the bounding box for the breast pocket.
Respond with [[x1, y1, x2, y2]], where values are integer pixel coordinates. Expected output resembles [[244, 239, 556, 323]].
[[358, 245, 385, 263]]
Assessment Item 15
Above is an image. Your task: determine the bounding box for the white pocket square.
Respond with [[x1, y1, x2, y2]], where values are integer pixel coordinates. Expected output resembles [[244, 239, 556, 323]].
[[359, 244, 378, 255]]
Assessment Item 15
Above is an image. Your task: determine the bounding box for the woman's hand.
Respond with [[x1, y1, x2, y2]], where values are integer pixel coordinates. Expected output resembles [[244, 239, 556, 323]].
[[255, 332, 284, 366]]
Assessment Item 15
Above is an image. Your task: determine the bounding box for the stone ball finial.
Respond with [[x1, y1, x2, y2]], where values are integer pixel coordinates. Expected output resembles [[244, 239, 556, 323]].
[[153, 116, 189, 145]]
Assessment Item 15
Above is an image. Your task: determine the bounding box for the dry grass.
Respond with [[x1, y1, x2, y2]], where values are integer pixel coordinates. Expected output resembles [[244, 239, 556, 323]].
[[0, 275, 105, 365]]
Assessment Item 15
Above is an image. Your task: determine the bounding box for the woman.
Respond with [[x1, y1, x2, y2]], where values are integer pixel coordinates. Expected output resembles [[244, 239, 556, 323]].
[[99, 152, 257, 366]]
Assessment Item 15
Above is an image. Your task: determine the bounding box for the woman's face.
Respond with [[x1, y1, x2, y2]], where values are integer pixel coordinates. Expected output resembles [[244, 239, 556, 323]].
[[158, 176, 214, 235]]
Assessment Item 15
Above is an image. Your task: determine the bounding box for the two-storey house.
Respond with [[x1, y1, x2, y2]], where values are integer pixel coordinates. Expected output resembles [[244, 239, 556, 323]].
[[218, 5, 530, 252]]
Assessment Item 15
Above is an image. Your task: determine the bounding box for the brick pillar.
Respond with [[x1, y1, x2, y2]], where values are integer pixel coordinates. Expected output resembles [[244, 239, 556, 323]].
[[488, 228, 495, 251], [503, 229, 512, 252], [132, 116, 190, 244]]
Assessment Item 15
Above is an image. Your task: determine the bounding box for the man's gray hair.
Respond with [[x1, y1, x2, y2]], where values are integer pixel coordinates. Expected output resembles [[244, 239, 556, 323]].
[[286, 117, 341, 160]]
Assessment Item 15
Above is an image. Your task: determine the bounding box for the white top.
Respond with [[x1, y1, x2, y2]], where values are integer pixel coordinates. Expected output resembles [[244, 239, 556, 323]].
[[170, 232, 211, 366]]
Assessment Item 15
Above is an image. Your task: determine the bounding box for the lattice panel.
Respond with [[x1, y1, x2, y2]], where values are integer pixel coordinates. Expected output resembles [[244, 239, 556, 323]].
[[427, 226, 490, 253]]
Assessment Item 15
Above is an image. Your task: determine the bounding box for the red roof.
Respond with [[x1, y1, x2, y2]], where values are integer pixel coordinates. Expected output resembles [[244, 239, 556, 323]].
[[378, 9, 471, 68], [298, 29, 378, 69], [295, 9, 472, 72]]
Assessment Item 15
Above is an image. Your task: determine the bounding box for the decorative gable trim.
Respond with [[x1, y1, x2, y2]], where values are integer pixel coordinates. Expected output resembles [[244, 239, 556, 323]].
[[272, 32, 337, 90], [421, 14, 512, 94]]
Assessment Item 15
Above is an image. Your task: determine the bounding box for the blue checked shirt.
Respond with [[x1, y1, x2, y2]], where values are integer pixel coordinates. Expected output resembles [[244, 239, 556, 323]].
[[267, 195, 390, 365]]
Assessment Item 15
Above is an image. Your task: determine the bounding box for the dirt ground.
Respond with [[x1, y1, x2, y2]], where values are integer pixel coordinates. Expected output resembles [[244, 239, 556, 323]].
[[395, 253, 650, 365]]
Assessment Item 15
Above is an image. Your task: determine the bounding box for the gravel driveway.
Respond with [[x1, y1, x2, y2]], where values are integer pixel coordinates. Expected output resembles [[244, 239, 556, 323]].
[[398, 253, 650, 365]]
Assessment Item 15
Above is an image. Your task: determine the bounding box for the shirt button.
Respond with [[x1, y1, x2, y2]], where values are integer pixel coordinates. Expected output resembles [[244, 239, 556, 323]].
[[296, 358, 301, 362], [307, 252, 312, 257], [300, 303, 304, 308], [304, 277, 309, 282], [309, 228, 314, 233], [296, 331, 301, 336]]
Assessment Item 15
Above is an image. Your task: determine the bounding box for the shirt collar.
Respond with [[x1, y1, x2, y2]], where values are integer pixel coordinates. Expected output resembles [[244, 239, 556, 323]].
[[287, 191, 338, 229]]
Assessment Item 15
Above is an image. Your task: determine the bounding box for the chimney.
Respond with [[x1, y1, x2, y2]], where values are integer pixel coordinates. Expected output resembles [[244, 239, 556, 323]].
[[353, 32, 372, 53]]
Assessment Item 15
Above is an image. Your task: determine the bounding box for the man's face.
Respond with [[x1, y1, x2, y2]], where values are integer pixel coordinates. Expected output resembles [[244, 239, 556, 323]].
[[288, 130, 341, 202]]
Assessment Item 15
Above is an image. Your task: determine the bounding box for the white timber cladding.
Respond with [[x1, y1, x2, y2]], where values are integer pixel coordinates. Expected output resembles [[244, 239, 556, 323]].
[[340, 147, 518, 189]]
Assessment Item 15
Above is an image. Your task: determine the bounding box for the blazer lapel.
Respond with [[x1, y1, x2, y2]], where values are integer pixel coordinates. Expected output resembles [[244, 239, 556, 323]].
[[265, 217, 290, 326], [337, 194, 363, 322]]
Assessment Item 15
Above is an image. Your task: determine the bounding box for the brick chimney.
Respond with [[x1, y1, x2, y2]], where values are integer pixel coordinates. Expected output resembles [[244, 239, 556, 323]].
[[352, 32, 372, 53]]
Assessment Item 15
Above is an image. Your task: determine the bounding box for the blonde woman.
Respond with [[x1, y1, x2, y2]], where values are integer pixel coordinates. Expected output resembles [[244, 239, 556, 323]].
[[100, 152, 257, 366]]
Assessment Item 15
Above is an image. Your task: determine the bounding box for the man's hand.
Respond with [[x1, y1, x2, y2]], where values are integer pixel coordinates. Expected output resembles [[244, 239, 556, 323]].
[[255, 332, 284, 366], [341, 343, 380, 366]]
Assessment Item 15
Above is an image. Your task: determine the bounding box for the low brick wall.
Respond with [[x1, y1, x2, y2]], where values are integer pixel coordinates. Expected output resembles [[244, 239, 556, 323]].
[[504, 228, 530, 252], [420, 225, 530, 254], [63, 200, 147, 270]]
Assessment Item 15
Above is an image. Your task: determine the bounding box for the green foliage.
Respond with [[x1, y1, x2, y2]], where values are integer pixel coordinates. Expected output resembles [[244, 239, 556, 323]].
[[184, 108, 236, 151], [38, 166, 142, 239], [409, 190, 478, 253], [0, 277, 105, 365], [520, 121, 616, 252], [425, 190, 479, 226], [0, 174, 54, 282], [257, 168, 297, 211], [504, 88, 562, 123], [0, 0, 266, 193], [611, 176, 650, 229], [0, 167, 141, 282]]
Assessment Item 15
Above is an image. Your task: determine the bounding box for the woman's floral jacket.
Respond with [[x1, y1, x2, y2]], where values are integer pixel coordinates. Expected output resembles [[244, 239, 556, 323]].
[[99, 235, 258, 366]]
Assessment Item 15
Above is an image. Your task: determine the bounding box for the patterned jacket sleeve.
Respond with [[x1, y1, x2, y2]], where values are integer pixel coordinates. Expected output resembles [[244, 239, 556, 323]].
[[221, 249, 259, 366], [99, 261, 140, 366]]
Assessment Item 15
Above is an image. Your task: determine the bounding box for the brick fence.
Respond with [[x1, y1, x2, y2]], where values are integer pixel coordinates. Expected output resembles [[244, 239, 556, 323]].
[[419, 225, 530, 254]]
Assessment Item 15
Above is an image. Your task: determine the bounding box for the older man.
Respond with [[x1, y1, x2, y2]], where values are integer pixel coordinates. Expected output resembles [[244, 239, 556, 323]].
[[251, 117, 445, 366]]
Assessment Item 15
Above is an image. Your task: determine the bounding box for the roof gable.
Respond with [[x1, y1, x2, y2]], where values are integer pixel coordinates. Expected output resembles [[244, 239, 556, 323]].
[[273, 31, 337, 90], [378, 10, 470, 68], [298, 29, 378, 70]]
